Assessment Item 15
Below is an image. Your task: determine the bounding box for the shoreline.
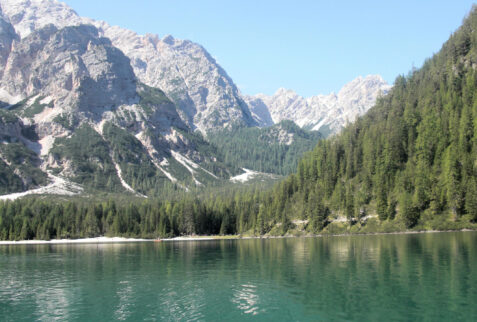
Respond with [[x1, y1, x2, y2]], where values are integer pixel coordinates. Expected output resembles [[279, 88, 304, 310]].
[[0, 236, 149, 245], [0, 229, 476, 245]]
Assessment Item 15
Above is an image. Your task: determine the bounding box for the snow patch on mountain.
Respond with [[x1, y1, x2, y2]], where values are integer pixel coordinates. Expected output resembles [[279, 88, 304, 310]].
[[113, 162, 147, 198], [230, 168, 261, 183], [0, 172, 82, 200], [134, 130, 182, 185], [230, 168, 278, 183]]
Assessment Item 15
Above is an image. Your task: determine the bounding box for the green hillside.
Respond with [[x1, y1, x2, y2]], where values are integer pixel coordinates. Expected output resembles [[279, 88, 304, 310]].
[[272, 6, 477, 232], [208, 120, 321, 175]]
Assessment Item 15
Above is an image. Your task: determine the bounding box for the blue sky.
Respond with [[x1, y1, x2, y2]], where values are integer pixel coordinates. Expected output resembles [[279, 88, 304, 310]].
[[64, 0, 475, 97]]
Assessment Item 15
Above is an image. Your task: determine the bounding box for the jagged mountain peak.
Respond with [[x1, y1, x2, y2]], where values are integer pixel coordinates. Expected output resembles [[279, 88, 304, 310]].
[[273, 87, 300, 99], [0, 0, 83, 38], [338, 74, 387, 95], [162, 34, 175, 45], [0, 0, 387, 138], [246, 74, 391, 136], [0, 0, 257, 133]]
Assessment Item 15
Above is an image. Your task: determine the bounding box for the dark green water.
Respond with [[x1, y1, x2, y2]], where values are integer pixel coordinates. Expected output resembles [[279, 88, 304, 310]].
[[1, 232, 477, 321]]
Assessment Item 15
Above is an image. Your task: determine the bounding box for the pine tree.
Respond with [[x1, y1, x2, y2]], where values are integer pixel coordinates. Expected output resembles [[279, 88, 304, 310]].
[[465, 176, 477, 221]]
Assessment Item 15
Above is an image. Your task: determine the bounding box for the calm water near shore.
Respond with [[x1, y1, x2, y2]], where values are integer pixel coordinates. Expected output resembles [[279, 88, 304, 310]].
[[1, 232, 476, 321]]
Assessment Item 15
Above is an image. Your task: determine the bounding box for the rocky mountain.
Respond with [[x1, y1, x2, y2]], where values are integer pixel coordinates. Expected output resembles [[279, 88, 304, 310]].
[[0, 0, 256, 134], [0, 0, 388, 138], [246, 75, 391, 136], [0, 11, 232, 197], [0, 0, 390, 198]]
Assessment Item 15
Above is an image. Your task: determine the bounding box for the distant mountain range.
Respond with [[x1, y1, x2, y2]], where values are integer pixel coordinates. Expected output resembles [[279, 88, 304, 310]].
[[246, 75, 391, 136], [0, 0, 390, 198]]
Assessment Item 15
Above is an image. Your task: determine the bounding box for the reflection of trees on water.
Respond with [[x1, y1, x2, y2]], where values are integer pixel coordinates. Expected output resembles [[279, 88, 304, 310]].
[[1, 233, 476, 320], [229, 233, 477, 320]]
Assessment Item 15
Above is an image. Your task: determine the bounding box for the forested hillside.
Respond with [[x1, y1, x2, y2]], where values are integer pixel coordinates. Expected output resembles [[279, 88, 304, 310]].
[[273, 6, 477, 230], [2, 7, 477, 240], [209, 121, 321, 175]]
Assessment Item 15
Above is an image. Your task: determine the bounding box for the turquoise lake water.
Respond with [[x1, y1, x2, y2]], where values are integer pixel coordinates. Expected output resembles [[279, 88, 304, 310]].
[[1, 232, 477, 321]]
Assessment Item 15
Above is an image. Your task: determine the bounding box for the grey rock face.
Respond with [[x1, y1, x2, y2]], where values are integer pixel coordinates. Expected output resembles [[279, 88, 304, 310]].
[[1, 24, 137, 112], [245, 96, 274, 127], [96, 28, 256, 133], [0, 21, 188, 136], [0, 0, 256, 133], [0, 7, 17, 75], [0, 0, 389, 138], [0, 15, 228, 194], [0, 0, 83, 37], [246, 75, 391, 136]]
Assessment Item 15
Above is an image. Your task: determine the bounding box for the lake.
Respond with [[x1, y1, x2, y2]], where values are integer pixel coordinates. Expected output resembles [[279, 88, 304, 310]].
[[1, 232, 477, 321]]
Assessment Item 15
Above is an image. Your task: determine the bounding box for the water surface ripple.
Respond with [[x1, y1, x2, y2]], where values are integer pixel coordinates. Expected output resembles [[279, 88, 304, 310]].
[[1, 232, 477, 321]]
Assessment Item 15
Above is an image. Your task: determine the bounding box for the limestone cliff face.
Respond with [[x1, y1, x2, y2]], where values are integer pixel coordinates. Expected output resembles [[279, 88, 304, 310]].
[[0, 0, 256, 133], [0, 24, 137, 111], [246, 75, 391, 136], [0, 7, 16, 76], [0, 20, 228, 195], [0, 0, 389, 138], [95, 28, 256, 133]]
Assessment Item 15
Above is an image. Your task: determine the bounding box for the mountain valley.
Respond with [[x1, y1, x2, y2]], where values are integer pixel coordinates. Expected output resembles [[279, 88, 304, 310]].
[[0, 0, 389, 199]]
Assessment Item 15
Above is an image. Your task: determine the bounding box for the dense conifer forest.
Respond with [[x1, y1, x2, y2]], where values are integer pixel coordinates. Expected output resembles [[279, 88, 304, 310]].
[[208, 120, 321, 175]]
